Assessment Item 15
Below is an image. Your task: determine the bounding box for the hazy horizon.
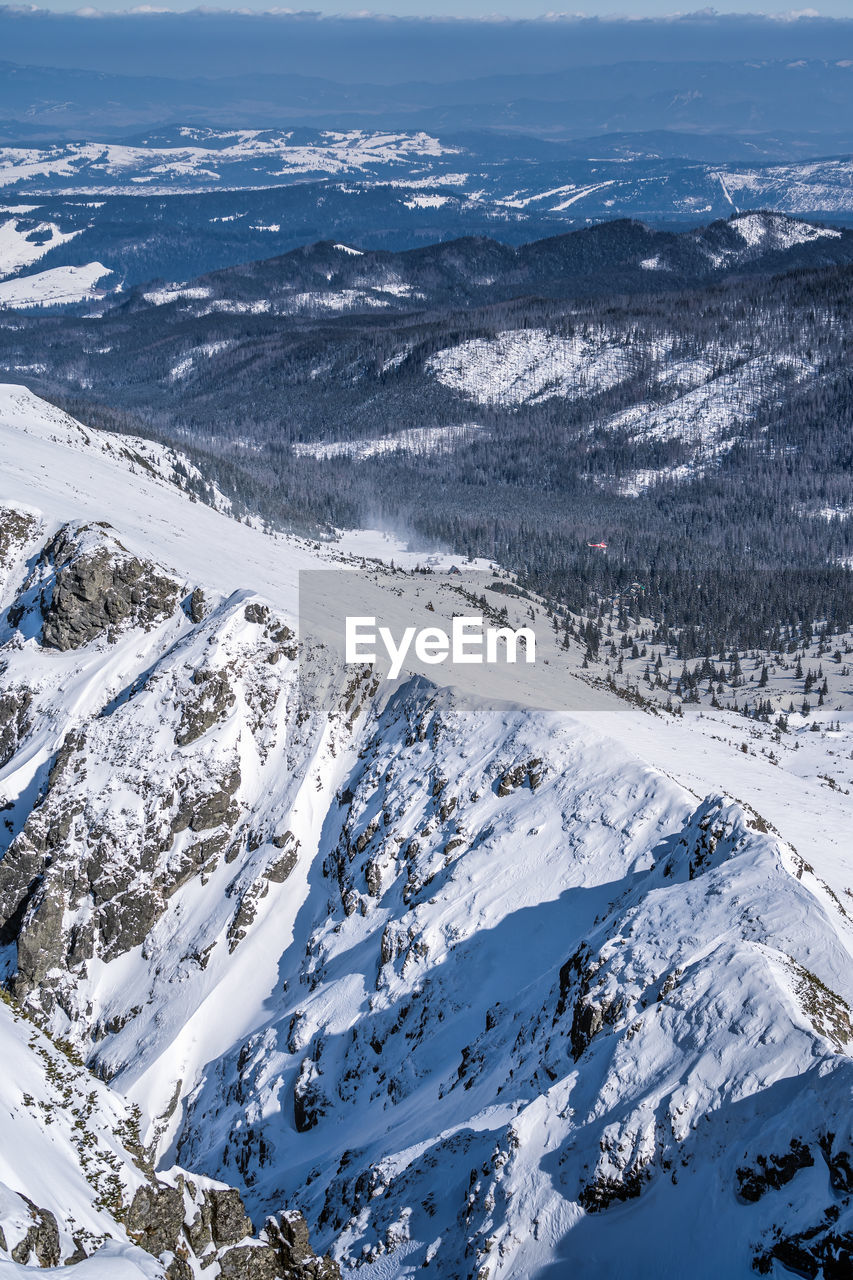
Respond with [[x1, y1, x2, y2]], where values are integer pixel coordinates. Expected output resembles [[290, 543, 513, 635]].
[[1, 9, 852, 83]]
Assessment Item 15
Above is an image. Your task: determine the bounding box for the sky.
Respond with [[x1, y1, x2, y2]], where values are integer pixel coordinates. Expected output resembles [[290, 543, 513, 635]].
[[8, 2, 853, 15]]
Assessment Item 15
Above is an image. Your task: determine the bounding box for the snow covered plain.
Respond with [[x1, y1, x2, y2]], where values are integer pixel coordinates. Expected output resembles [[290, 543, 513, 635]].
[[0, 386, 852, 1278]]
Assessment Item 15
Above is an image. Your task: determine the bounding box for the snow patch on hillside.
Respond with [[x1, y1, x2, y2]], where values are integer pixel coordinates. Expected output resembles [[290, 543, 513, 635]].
[[732, 210, 841, 249], [716, 162, 853, 215], [293, 423, 484, 461], [169, 340, 235, 382], [595, 353, 814, 454], [0, 216, 85, 280], [427, 328, 641, 406], [0, 263, 111, 309], [142, 284, 212, 306]]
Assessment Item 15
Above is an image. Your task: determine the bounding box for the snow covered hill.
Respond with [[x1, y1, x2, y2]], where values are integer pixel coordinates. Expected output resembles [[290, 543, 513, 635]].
[[0, 131, 461, 196], [1, 386, 852, 1278], [120, 212, 853, 321], [2, 130, 853, 230]]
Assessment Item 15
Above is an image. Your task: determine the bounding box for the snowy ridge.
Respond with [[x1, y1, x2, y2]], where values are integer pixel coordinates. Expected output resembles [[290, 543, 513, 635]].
[[0, 384, 234, 516], [0, 386, 852, 1277]]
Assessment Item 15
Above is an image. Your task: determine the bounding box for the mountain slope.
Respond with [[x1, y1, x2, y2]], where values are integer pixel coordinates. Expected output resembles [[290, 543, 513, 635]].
[[0, 978, 340, 1279], [1, 387, 852, 1278], [119, 212, 853, 317]]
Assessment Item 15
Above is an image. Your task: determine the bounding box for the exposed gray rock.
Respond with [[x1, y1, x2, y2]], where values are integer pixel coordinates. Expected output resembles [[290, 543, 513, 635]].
[[244, 602, 270, 625], [265, 832, 299, 884], [736, 1139, 814, 1203], [209, 1188, 254, 1247], [126, 1181, 185, 1256], [273, 1211, 313, 1267], [0, 686, 32, 768], [227, 881, 269, 953], [98, 888, 164, 960], [9, 1201, 60, 1268], [496, 757, 544, 797], [0, 507, 39, 597], [14, 888, 67, 990], [165, 1255, 195, 1280], [577, 1165, 650, 1213], [186, 1198, 213, 1255], [266, 848, 298, 884], [35, 523, 181, 651], [176, 671, 236, 747], [65, 1239, 89, 1264], [219, 1244, 284, 1279], [293, 1057, 329, 1134], [266, 1212, 342, 1280], [189, 768, 242, 833], [189, 586, 206, 624]]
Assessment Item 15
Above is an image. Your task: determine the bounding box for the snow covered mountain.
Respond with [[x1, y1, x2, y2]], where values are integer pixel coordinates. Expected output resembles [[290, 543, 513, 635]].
[[1, 385, 853, 1278]]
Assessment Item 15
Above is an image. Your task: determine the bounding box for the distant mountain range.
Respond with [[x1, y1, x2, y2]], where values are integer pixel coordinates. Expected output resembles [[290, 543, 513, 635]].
[[120, 211, 853, 316], [3, 56, 853, 151]]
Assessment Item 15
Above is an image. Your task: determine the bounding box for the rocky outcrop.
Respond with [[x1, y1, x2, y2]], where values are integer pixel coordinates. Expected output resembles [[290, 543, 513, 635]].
[[736, 1138, 814, 1203], [496, 757, 544, 797], [218, 1244, 283, 1279], [5, 521, 182, 650], [125, 1180, 338, 1280], [755, 1226, 853, 1278], [265, 832, 299, 884], [175, 670, 236, 746], [0, 582, 302, 1023], [210, 1188, 255, 1247], [577, 1166, 650, 1214], [0, 686, 32, 768], [0, 737, 245, 1004], [0, 506, 39, 595], [36, 524, 182, 650], [7, 1199, 60, 1268], [266, 1211, 341, 1280], [126, 1181, 187, 1256]]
